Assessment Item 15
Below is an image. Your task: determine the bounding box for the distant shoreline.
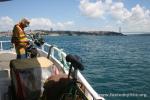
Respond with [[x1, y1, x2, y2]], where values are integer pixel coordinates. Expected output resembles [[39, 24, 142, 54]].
[[38, 30, 124, 36], [125, 33, 150, 36], [0, 30, 124, 36], [1, 30, 150, 36]]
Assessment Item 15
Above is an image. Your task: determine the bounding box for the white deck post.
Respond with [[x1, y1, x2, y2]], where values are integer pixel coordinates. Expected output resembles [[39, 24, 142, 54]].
[[0, 42, 3, 51], [41, 45, 44, 51]]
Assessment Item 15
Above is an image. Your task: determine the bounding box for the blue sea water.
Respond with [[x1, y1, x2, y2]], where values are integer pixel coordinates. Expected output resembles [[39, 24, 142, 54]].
[[1, 35, 150, 100]]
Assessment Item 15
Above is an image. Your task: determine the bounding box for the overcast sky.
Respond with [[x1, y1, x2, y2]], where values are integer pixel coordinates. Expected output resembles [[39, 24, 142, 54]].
[[0, 0, 150, 33]]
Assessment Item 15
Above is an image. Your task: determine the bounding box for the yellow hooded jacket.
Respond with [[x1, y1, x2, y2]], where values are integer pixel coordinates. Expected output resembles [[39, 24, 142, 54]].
[[11, 24, 28, 55]]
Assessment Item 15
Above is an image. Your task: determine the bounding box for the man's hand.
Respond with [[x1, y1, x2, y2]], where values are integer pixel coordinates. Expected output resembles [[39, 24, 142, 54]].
[[26, 41, 30, 45], [25, 41, 30, 48]]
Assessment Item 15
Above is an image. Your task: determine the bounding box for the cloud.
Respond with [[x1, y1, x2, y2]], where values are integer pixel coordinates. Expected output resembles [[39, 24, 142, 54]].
[[0, 16, 14, 31], [28, 18, 74, 30], [79, 0, 114, 18], [30, 18, 53, 30], [110, 2, 131, 20], [79, 0, 130, 19], [106, 3, 150, 32], [79, 0, 105, 18], [79, 0, 150, 32], [0, 17, 74, 31], [56, 21, 74, 30], [123, 4, 150, 32]]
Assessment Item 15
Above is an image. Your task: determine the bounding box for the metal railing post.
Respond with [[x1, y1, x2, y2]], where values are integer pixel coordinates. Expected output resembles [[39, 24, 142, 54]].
[[51, 47, 54, 57], [0, 42, 3, 51], [41, 44, 44, 51]]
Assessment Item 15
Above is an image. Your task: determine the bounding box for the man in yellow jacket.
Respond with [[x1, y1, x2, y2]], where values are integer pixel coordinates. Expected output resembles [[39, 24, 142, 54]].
[[11, 18, 30, 59]]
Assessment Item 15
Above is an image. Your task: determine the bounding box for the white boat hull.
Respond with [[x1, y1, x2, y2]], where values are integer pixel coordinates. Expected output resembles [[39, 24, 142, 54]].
[[0, 41, 105, 100]]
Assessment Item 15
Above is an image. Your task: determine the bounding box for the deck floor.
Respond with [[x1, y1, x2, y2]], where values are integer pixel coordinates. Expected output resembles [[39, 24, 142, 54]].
[[0, 52, 16, 100], [0, 51, 64, 100], [0, 53, 16, 69]]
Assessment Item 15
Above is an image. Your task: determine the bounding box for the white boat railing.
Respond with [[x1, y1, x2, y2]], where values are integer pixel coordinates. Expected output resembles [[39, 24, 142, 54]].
[[0, 40, 105, 100], [40, 43, 105, 100], [0, 41, 14, 52]]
